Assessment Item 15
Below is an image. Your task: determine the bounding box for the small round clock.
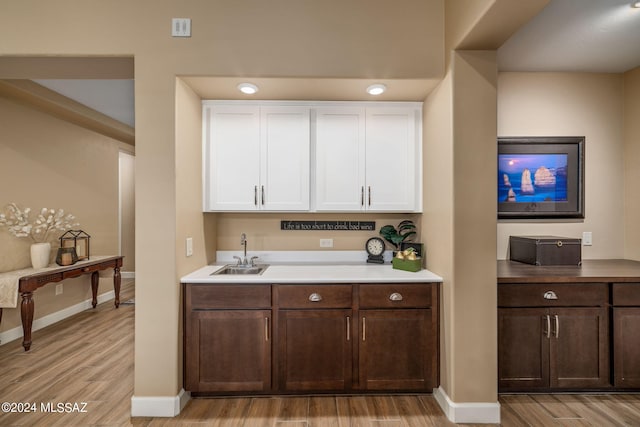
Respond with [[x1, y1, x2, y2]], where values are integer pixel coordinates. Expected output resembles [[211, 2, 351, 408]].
[[365, 237, 386, 264]]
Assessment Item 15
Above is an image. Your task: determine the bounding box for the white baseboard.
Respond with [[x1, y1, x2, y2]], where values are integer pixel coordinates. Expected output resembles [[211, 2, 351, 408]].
[[0, 290, 116, 346], [121, 271, 135, 279], [131, 389, 190, 417], [434, 386, 501, 424]]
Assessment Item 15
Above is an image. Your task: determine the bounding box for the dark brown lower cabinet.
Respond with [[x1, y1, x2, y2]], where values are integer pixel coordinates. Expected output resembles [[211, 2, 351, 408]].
[[498, 283, 609, 392], [278, 309, 352, 391], [612, 283, 640, 388], [613, 308, 640, 388], [499, 307, 609, 391], [359, 309, 435, 390], [185, 310, 271, 392], [184, 282, 440, 395]]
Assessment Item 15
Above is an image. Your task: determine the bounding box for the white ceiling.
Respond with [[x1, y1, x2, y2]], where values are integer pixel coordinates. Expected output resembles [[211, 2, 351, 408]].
[[498, 0, 640, 72], [34, 79, 135, 127], [30, 0, 640, 129]]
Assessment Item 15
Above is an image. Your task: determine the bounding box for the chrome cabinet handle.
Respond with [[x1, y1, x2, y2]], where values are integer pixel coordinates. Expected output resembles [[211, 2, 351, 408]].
[[543, 291, 558, 300], [308, 293, 323, 302], [261, 185, 265, 205], [545, 315, 551, 339], [346, 316, 350, 341], [254, 186, 258, 206], [554, 314, 559, 338], [362, 317, 366, 341], [389, 292, 403, 302], [368, 186, 371, 206], [361, 186, 364, 206], [265, 317, 269, 341]]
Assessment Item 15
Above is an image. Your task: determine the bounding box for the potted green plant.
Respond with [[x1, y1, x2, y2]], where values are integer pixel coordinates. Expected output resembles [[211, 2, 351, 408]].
[[379, 220, 416, 253]]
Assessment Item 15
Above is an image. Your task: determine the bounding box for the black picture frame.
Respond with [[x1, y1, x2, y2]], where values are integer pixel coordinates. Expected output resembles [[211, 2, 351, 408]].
[[498, 136, 584, 219]]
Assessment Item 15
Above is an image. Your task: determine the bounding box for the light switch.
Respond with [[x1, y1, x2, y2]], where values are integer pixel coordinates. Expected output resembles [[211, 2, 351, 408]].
[[186, 237, 193, 256], [172, 18, 191, 37], [582, 232, 592, 246]]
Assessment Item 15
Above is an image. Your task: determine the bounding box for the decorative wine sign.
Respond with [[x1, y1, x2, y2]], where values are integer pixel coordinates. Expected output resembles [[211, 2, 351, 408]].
[[281, 221, 375, 231]]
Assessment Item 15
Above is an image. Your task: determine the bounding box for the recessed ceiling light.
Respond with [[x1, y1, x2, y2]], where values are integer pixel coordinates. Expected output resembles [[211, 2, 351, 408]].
[[237, 83, 259, 94], [366, 84, 386, 96], [633, 1, 640, 8]]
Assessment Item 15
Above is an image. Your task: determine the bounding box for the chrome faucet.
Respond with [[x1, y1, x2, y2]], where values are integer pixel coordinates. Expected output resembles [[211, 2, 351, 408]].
[[233, 233, 259, 267], [240, 233, 247, 263]]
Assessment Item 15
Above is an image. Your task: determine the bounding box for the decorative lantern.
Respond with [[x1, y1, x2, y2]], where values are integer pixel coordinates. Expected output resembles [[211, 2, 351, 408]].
[[59, 230, 91, 261], [55, 246, 78, 266]]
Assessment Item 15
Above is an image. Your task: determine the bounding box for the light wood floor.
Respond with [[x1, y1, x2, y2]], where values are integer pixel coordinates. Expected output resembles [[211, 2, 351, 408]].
[[1, 282, 639, 426]]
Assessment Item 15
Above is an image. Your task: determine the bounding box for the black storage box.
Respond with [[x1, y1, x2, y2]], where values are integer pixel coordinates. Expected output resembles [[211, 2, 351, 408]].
[[509, 235, 582, 266]]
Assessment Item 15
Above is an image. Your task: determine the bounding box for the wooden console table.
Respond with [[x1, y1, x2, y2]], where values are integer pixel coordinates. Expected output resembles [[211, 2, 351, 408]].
[[12, 255, 123, 351]]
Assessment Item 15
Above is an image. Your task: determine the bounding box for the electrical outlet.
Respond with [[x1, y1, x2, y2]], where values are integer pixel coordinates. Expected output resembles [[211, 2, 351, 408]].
[[186, 237, 193, 257], [320, 238, 333, 248], [55, 283, 63, 295], [582, 231, 593, 246]]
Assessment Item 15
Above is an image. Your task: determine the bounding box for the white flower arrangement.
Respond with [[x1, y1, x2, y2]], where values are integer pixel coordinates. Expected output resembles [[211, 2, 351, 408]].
[[0, 203, 80, 243]]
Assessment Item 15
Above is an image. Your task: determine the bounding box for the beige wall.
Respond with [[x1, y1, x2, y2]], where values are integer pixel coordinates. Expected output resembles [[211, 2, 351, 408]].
[[497, 72, 625, 260], [0, 97, 121, 331], [422, 67, 455, 394], [422, 50, 498, 404], [0, 0, 550, 412], [216, 213, 422, 253], [624, 67, 640, 261], [120, 151, 135, 272]]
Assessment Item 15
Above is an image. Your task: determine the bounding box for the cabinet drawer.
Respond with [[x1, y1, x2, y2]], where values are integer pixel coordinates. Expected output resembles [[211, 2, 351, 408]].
[[612, 283, 640, 306], [359, 284, 432, 308], [276, 285, 352, 309], [498, 283, 608, 307], [188, 284, 271, 309]]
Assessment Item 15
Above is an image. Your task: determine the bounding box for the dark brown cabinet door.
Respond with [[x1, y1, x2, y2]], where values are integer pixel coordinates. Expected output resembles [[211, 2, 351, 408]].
[[550, 307, 609, 388], [185, 310, 271, 393], [359, 309, 435, 390], [498, 306, 609, 391], [498, 307, 549, 390], [613, 307, 640, 388], [278, 309, 352, 391]]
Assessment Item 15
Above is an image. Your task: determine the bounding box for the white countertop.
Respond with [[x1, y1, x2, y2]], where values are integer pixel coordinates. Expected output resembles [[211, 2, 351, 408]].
[[181, 263, 443, 284]]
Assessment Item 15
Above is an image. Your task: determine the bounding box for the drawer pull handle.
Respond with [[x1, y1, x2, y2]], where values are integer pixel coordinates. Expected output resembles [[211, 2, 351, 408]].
[[308, 293, 323, 302], [389, 292, 404, 302], [556, 240, 563, 247], [543, 291, 558, 300]]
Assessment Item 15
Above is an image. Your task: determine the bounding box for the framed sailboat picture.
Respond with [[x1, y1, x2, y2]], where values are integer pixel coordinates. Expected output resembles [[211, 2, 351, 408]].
[[498, 136, 584, 220]]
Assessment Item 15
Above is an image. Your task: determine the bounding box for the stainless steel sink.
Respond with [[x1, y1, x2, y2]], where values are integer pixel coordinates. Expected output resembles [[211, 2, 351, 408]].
[[211, 264, 269, 275]]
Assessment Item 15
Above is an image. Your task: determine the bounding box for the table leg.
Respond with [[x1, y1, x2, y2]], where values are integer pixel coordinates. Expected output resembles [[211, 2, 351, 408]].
[[21, 291, 34, 351], [114, 266, 121, 308], [91, 271, 99, 308]]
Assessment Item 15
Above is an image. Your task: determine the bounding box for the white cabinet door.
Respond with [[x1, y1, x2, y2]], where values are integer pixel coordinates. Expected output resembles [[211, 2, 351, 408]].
[[204, 104, 310, 211], [315, 105, 420, 212], [204, 105, 261, 211], [260, 106, 310, 211], [365, 107, 418, 212], [315, 108, 366, 211]]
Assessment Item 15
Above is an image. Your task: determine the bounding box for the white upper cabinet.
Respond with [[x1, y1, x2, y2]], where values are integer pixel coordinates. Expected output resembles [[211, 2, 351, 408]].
[[203, 101, 421, 213], [315, 107, 367, 211], [260, 106, 310, 211], [203, 103, 310, 211], [364, 107, 418, 212], [315, 104, 421, 212]]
